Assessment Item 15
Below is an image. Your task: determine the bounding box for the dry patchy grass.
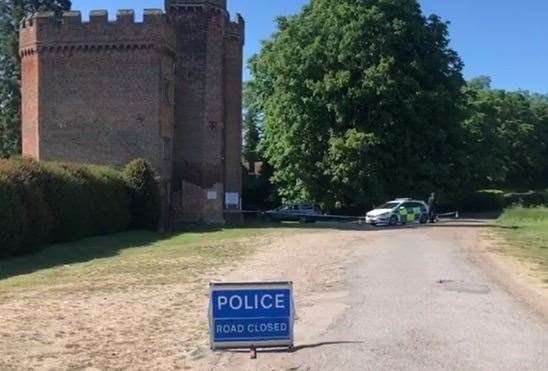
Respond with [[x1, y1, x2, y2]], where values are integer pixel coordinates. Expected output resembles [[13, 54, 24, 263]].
[[0, 226, 296, 296]]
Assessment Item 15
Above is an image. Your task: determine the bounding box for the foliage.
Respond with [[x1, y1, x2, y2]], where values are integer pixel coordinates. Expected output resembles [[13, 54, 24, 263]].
[[464, 86, 548, 188], [0, 169, 25, 258], [242, 162, 279, 210], [241, 81, 279, 210], [0, 0, 71, 158], [0, 158, 54, 254], [242, 81, 262, 162], [504, 191, 547, 208], [458, 190, 506, 212], [123, 159, 161, 230], [249, 0, 468, 211], [0, 158, 152, 259], [62, 163, 131, 235]]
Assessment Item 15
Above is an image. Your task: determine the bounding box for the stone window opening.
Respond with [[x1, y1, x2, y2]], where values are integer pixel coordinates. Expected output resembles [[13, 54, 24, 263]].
[[163, 79, 173, 104], [163, 137, 172, 160]]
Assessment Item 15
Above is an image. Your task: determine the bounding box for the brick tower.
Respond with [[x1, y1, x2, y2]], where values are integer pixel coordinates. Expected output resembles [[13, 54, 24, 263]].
[[166, 0, 244, 223], [19, 2, 244, 225], [19, 10, 176, 180]]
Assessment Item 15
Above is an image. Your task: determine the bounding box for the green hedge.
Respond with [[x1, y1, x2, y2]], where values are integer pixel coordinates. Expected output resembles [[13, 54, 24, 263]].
[[0, 158, 159, 259], [459, 190, 506, 212], [123, 159, 161, 230], [438, 189, 548, 213], [503, 191, 548, 208]]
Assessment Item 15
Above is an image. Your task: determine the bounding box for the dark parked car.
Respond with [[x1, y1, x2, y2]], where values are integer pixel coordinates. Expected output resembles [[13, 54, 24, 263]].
[[264, 204, 322, 223]]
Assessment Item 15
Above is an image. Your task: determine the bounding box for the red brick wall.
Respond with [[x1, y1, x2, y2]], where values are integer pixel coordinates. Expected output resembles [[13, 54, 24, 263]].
[[166, 0, 227, 9], [20, 51, 39, 158], [223, 16, 244, 210], [20, 5, 244, 224], [170, 4, 228, 222], [19, 10, 175, 179]]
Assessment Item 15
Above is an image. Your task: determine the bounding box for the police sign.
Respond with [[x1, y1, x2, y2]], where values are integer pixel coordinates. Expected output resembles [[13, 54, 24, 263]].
[[209, 282, 294, 350]]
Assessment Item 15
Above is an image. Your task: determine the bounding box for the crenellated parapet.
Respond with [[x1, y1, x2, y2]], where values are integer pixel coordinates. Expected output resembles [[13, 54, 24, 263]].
[[19, 9, 175, 59], [166, 0, 226, 11], [225, 13, 244, 44]]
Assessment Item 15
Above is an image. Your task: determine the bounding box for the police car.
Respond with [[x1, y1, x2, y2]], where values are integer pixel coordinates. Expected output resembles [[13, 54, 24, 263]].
[[365, 198, 429, 226]]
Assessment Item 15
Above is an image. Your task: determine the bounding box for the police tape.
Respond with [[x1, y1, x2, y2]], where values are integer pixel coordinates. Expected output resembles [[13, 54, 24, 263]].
[[436, 211, 459, 218]]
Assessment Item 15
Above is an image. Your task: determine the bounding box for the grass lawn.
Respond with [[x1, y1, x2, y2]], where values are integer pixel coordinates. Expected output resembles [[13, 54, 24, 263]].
[[0, 225, 300, 294], [496, 207, 548, 285]]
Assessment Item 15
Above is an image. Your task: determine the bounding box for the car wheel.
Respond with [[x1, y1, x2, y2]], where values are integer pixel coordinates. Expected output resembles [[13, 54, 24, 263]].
[[420, 214, 428, 224], [389, 215, 398, 226], [298, 217, 308, 224]]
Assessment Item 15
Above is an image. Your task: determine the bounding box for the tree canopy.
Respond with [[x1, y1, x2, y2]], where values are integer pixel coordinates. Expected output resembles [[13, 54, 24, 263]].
[[250, 0, 469, 210], [464, 85, 548, 188]]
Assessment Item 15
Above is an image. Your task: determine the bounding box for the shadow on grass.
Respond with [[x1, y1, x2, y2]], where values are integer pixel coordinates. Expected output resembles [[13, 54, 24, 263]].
[[1, 217, 516, 282], [0, 230, 169, 281], [176, 218, 519, 235], [234, 219, 518, 231], [175, 220, 371, 233]]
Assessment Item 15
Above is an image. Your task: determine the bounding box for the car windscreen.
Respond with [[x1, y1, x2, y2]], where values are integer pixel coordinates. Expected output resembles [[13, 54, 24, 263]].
[[275, 206, 291, 211], [377, 202, 400, 209]]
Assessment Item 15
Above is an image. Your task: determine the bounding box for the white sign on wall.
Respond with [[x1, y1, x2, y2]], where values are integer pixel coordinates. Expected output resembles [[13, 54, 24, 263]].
[[207, 191, 218, 200], [225, 192, 240, 207]]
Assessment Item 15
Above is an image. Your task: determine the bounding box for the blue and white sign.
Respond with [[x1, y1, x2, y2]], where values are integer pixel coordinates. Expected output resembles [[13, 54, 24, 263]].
[[209, 282, 294, 350]]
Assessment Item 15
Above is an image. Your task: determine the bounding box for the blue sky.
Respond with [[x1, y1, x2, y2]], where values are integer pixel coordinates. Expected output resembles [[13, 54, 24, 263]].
[[72, 1, 547, 93]]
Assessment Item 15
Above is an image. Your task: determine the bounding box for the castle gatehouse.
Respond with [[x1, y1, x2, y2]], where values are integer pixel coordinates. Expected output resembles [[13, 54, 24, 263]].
[[19, 0, 244, 224]]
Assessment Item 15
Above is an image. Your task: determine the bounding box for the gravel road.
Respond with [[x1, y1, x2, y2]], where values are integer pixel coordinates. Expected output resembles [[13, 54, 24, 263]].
[[208, 220, 547, 370]]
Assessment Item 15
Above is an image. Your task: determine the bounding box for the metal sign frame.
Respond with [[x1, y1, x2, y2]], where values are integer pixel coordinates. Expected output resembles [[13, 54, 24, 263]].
[[209, 281, 295, 350]]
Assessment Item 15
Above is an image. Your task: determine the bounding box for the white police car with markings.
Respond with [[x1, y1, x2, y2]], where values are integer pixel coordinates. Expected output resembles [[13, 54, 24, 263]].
[[365, 198, 429, 226]]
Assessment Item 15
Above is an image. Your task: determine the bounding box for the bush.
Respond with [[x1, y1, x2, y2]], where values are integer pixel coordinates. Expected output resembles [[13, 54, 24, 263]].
[[504, 191, 547, 208], [40, 162, 95, 241], [457, 190, 506, 212], [498, 206, 548, 223], [62, 164, 131, 236], [0, 158, 156, 259], [0, 159, 53, 254], [0, 173, 25, 258], [123, 159, 160, 230]]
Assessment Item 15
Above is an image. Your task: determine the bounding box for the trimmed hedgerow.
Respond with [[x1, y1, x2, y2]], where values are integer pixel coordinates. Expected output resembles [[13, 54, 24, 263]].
[[504, 191, 548, 208], [60, 164, 131, 236], [458, 190, 506, 212], [0, 159, 54, 255], [0, 158, 159, 259], [0, 171, 26, 258], [40, 161, 95, 242]]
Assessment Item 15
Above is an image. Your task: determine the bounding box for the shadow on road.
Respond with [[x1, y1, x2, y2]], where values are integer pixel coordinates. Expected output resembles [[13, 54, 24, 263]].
[[223, 341, 365, 354], [1, 217, 517, 282]]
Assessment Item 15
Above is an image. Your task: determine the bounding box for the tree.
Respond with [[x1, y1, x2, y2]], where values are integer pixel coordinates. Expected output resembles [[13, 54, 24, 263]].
[[464, 79, 548, 188], [242, 81, 262, 162], [249, 0, 468, 211], [241, 81, 279, 210], [468, 75, 492, 91], [123, 159, 161, 230], [0, 0, 71, 158]]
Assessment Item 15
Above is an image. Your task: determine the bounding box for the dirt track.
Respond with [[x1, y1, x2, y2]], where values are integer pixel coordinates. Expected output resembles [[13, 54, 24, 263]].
[[196, 220, 547, 370], [0, 220, 546, 370]]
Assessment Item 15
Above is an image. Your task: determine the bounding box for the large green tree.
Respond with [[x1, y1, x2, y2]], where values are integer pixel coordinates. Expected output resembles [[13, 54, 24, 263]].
[[241, 81, 279, 210], [464, 81, 548, 188], [242, 81, 262, 162], [0, 0, 71, 158], [250, 0, 468, 210]]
